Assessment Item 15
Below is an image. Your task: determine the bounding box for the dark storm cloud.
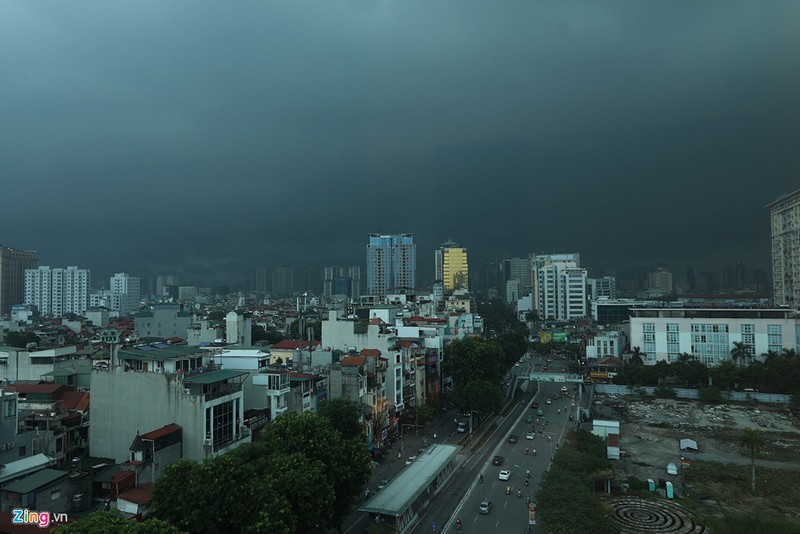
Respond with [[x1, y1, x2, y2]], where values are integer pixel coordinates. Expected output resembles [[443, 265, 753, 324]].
[[1, 1, 798, 284]]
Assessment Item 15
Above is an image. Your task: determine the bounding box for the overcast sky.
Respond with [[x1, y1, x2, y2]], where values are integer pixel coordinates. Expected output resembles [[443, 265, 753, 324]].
[[2, 1, 799, 286]]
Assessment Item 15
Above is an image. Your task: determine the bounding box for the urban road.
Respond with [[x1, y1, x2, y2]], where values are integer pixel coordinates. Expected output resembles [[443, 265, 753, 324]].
[[341, 357, 583, 534]]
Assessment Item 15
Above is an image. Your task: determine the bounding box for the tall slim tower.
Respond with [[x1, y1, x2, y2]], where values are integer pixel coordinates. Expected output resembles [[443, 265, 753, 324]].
[[768, 190, 800, 308], [366, 234, 416, 297], [0, 245, 38, 316]]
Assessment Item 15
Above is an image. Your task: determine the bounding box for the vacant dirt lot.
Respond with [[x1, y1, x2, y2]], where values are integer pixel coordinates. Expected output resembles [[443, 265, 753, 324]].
[[595, 394, 800, 523]]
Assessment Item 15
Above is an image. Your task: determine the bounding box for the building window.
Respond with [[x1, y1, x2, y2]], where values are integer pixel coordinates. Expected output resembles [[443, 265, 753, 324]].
[[643, 323, 655, 333], [667, 323, 679, 333], [767, 324, 782, 334], [19, 446, 25, 457]]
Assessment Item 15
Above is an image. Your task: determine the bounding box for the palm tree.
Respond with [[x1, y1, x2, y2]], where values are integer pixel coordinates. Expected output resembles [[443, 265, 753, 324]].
[[730, 342, 750, 367], [782, 348, 798, 358], [629, 346, 645, 365], [740, 428, 765, 492]]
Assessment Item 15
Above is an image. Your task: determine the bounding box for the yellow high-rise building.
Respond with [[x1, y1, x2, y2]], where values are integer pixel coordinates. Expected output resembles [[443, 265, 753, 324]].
[[441, 243, 469, 292]]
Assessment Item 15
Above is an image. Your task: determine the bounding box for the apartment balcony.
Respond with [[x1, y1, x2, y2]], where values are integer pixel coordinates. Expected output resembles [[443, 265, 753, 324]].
[[253, 374, 291, 395]]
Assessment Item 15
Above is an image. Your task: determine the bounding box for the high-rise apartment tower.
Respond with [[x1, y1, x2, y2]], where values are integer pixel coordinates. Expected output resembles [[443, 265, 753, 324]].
[[366, 234, 416, 297], [768, 190, 800, 308]]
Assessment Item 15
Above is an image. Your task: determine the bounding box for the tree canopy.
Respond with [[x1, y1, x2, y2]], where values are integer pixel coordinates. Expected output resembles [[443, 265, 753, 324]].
[[53, 511, 182, 533], [150, 411, 370, 532], [6, 331, 40, 348]]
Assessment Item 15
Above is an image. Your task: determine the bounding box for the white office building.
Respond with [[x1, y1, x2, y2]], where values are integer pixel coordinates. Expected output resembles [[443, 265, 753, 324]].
[[629, 308, 799, 365], [588, 277, 617, 300], [24, 266, 90, 317], [532, 254, 587, 321]]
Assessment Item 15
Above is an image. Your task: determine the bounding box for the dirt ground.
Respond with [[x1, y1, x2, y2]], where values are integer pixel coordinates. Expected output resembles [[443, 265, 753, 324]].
[[593, 393, 800, 494]]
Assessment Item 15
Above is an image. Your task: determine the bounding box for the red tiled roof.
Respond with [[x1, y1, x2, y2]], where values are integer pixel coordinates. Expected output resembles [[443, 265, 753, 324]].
[[342, 355, 366, 367], [369, 318, 385, 325], [359, 348, 382, 357], [9, 384, 69, 395], [396, 340, 415, 348], [272, 340, 321, 350], [118, 483, 154, 505], [167, 337, 183, 344], [58, 391, 89, 412], [141, 423, 181, 441], [290, 372, 316, 380], [607, 433, 621, 447]]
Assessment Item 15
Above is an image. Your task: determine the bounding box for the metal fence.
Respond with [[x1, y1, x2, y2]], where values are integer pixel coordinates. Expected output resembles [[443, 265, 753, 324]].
[[593, 384, 793, 404]]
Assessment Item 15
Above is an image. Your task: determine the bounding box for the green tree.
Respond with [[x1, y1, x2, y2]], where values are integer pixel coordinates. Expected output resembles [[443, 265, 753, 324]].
[[449, 378, 503, 415], [710, 360, 741, 390], [240, 412, 371, 531], [698, 386, 723, 404], [740, 428, 765, 492], [416, 403, 435, 425], [151, 456, 288, 533], [6, 331, 40, 349], [629, 346, 645, 365], [251, 323, 269, 343], [260, 452, 335, 532], [318, 398, 362, 441], [207, 310, 226, 322], [477, 299, 524, 337], [264, 326, 285, 345], [654, 360, 670, 386], [289, 318, 321, 340], [53, 511, 182, 533], [730, 341, 751, 367]]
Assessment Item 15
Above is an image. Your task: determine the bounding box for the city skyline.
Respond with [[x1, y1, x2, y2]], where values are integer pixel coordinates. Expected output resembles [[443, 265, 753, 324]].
[[1, 2, 798, 285]]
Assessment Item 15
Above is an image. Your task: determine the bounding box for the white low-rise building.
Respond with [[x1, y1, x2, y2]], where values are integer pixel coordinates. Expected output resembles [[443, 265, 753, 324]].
[[629, 308, 799, 364]]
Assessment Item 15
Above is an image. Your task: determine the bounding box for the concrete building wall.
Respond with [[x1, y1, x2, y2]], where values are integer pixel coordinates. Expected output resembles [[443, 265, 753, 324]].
[[90, 368, 205, 463]]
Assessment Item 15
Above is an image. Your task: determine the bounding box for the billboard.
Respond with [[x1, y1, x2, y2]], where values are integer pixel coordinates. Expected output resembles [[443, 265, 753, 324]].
[[552, 332, 569, 343], [528, 503, 537, 525], [539, 331, 553, 344]]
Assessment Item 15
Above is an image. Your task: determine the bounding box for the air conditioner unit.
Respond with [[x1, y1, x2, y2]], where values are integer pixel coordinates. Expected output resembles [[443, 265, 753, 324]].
[[0, 444, 6, 451], [183, 389, 191, 395], [155, 368, 162, 373], [6, 442, 14, 449], [204, 438, 213, 446]]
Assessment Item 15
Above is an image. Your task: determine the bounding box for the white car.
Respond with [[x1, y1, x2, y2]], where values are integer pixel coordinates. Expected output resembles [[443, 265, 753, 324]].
[[560, 386, 569, 393], [405, 456, 416, 465], [546, 399, 553, 405], [526, 432, 535, 440], [498, 470, 511, 481]]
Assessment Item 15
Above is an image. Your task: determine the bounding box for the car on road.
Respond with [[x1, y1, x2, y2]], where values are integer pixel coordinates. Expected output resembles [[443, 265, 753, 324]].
[[498, 470, 511, 480], [508, 434, 519, 444], [537, 408, 544, 416], [479, 499, 492, 514], [377, 479, 389, 491], [526, 415, 533, 423], [531, 402, 539, 409], [526, 431, 535, 440], [405, 456, 416, 465], [546, 399, 552, 405], [492, 455, 504, 466], [560, 385, 569, 393]]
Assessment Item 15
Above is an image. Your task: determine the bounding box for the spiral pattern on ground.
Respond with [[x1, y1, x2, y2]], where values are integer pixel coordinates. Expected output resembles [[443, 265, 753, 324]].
[[609, 497, 708, 533]]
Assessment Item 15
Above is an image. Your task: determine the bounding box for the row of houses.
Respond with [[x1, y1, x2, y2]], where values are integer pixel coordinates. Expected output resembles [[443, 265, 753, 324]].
[[0, 297, 485, 523]]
